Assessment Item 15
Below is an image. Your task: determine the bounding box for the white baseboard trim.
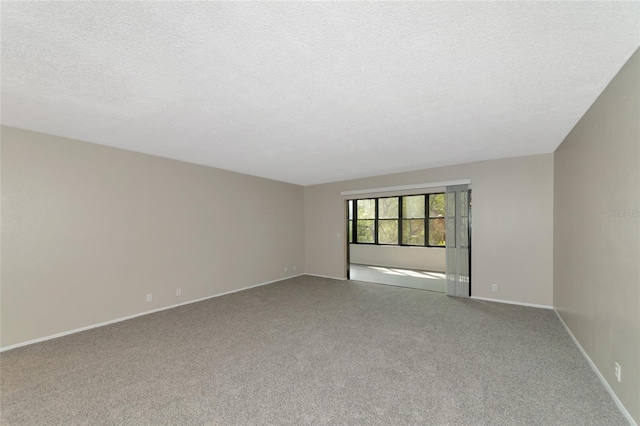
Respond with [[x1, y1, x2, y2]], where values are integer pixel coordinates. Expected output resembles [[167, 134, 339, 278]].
[[554, 310, 636, 426], [0, 274, 304, 353], [304, 273, 347, 281], [471, 296, 552, 310]]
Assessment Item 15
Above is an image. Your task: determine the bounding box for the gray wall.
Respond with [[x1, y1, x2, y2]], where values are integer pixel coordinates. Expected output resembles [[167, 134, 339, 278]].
[[1, 126, 305, 348], [304, 154, 554, 306], [350, 245, 446, 272], [554, 49, 639, 423]]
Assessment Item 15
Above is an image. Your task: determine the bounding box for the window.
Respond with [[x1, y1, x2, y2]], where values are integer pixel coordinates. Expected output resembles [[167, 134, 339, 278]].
[[348, 193, 446, 247], [378, 197, 399, 244], [356, 199, 375, 243], [428, 193, 446, 247], [402, 195, 425, 245]]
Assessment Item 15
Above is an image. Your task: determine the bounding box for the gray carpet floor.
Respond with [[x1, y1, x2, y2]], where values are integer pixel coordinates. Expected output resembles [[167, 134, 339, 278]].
[[0, 275, 627, 425]]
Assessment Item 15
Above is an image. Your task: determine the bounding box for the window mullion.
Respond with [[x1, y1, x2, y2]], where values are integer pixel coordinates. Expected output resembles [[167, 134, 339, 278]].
[[351, 200, 355, 244], [353, 200, 358, 244], [425, 194, 429, 247], [395, 197, 399, 246], [374, 199, 379, 245], [398, 196, 403, 245]]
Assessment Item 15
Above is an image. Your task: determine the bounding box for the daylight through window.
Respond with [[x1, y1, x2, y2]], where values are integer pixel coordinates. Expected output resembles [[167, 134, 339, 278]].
[[348, 193, 446, 247]]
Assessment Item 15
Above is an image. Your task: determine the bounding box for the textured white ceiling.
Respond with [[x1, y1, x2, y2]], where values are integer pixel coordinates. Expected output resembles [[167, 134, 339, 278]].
[[2, 2, 639, 185]]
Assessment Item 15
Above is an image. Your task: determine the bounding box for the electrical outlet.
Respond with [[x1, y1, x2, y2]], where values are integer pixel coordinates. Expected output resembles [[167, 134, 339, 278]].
[[293, 265, 296, 271], [176, 288, 181, 296], [146, 293, 152, 302], [615, 362, 621, 382], [491, 284, 498, 292], [284, 266, 288, 272]]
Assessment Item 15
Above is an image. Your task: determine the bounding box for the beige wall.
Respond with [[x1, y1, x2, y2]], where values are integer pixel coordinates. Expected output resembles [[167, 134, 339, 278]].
[[304, 154, 554, 306], [554, 49, 639, 423], [350, 245, 446, 272], [0, 126, 305, 348]]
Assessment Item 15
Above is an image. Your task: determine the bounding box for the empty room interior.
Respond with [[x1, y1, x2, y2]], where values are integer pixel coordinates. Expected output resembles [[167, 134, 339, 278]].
[[1, 2, 639, 425]]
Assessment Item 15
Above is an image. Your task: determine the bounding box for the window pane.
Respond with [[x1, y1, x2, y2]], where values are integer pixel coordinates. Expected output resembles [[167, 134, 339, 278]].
[[356, 219, 375, 243], [357, 199, 375, 219], [378, 219, 398, 244], [429, 193, 445, 218], [402, 219, 425, 245], [460, 190, 469, 217], [428, 218, 445, 246], [447, 192, 455, 218], [461, 217, 469, 248], [348, 220, 353, 243], [378, 197, 398, 219], [349, 200, 353, 220], [402, 195, 425, 218]]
